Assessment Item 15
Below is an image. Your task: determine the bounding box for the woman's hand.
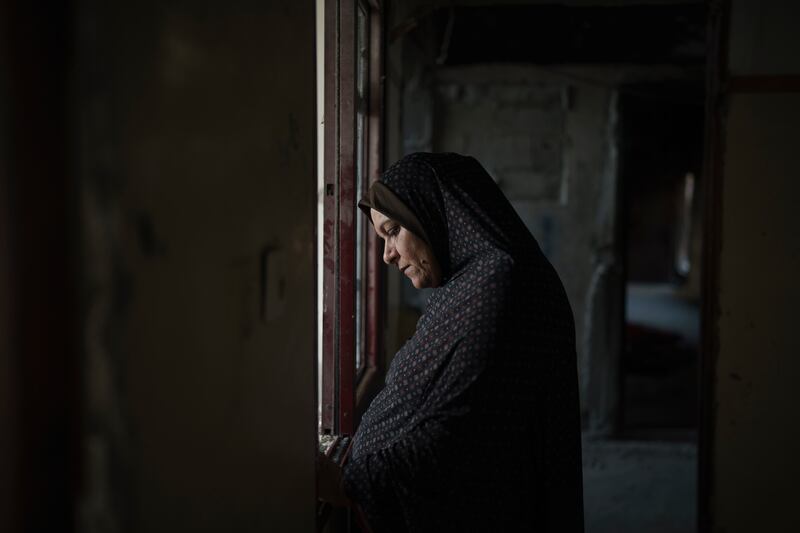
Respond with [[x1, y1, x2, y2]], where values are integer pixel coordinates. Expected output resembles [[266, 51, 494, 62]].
[[317, 452, 352, 507]]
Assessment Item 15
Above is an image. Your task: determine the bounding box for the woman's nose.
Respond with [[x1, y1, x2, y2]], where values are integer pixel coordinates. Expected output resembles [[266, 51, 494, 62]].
[[383, 242, 397, 265]]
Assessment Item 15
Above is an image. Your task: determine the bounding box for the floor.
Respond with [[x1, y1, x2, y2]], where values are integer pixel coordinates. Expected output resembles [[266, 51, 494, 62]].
[[583, 438, 697, 533]]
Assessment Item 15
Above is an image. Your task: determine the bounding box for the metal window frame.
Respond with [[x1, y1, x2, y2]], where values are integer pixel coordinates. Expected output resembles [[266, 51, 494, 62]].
[[321, 0, 384, 437]]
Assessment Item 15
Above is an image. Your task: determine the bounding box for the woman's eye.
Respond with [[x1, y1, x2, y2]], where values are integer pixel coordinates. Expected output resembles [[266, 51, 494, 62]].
[[389, 226, 400, 236]]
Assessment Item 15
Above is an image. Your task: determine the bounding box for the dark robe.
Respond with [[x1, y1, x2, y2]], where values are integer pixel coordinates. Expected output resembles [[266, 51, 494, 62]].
[[345, 152, 584, 532]]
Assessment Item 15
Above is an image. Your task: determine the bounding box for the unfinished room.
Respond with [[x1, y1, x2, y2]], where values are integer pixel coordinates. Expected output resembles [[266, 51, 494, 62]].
[[2, 1, 798, 532]]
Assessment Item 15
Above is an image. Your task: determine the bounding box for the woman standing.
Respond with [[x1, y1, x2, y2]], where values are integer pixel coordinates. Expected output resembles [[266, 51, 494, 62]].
[[318, 152, 583, 532]]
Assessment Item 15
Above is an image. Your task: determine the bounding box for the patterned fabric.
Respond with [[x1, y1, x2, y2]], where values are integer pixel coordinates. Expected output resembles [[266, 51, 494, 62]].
[[344, 153, 584, 532]]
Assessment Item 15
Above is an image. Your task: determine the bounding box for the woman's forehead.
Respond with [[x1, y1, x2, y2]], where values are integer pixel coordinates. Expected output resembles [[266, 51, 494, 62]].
[[370, 208, 394, 227]]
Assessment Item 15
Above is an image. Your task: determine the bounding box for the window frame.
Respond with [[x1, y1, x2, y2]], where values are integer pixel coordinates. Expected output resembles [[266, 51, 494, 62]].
[[321, 0, 384, 437]]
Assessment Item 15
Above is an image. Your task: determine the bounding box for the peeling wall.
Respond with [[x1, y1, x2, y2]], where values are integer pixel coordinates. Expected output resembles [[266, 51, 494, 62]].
[[76, 1, 317, 531]]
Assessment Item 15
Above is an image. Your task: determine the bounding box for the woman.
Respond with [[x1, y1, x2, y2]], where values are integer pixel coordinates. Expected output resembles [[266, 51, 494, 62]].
[[318, 152, 584, 532]]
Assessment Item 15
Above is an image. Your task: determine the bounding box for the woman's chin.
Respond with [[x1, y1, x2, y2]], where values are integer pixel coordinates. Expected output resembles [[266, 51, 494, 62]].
[[411, 276, 429, 289], [406, 268, 432, 289]]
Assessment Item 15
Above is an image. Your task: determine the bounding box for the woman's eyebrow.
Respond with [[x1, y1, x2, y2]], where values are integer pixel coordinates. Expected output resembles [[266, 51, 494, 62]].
[[372, 221, 387, 238]]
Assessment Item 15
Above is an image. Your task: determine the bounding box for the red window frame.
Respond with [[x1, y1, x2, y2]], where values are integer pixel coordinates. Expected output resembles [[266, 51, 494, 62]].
[[321, 0, 384, 437]]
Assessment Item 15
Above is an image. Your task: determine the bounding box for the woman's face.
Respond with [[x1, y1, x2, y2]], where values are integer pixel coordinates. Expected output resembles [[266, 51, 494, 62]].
[[371, 208, 442, 289]]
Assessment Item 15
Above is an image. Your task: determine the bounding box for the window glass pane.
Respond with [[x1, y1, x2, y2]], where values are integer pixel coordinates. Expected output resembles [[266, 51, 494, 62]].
[[316, 0, 325, 433], [355, 5, 369, 377]]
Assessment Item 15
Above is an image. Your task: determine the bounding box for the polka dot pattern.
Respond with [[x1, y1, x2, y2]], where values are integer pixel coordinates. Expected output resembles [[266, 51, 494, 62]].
[[344, 153, 584, 532]]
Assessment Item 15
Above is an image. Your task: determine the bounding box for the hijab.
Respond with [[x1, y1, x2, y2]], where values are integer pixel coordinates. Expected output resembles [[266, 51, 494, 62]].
[[344, 152, 584, 532]]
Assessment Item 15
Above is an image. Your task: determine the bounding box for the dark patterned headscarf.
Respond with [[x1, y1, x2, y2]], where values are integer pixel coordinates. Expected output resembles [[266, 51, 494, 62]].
[[344, 153, 584, 532]]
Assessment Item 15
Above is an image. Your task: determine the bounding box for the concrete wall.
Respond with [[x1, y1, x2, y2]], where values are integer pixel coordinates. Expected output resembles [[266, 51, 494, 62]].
[[75, 1, 317, 532], [711, 1, 800, 530], [429, 64, 623, 432]]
